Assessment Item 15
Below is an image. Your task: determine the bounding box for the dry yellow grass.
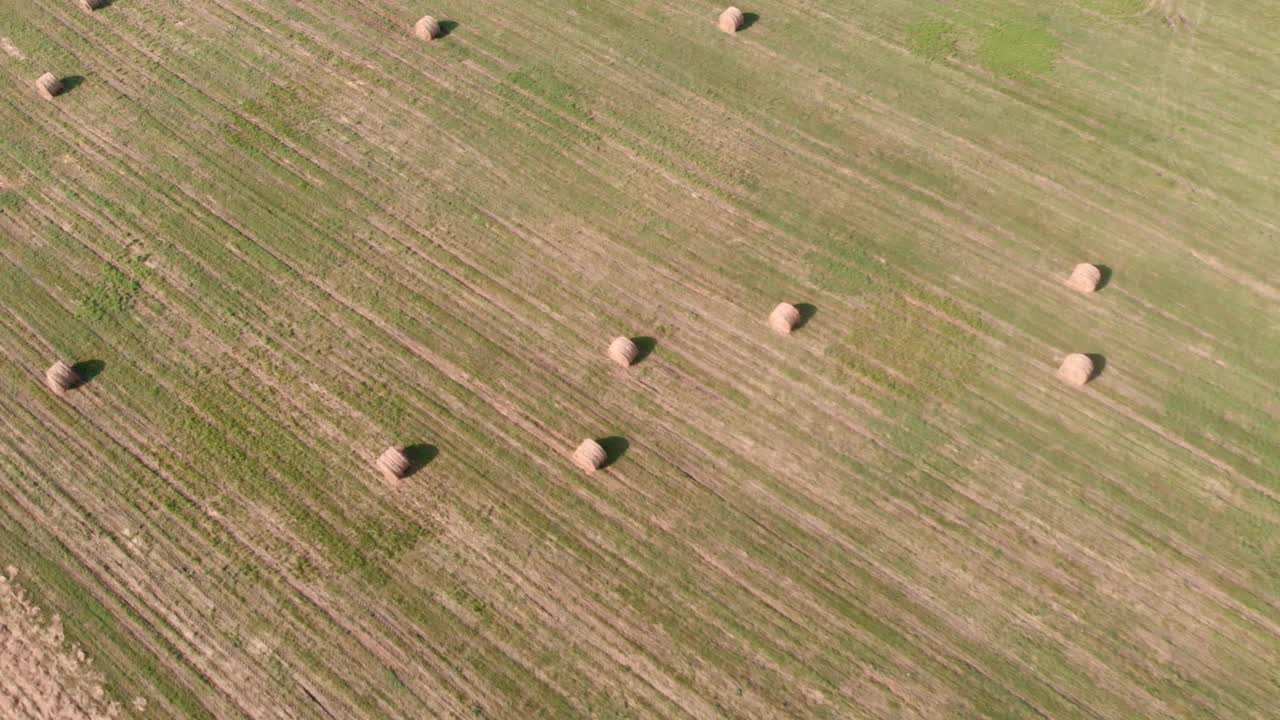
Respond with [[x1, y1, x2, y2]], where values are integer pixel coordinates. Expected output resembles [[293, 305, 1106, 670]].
[[2, 0, 1277, 717], [0, 570, 121, 719]]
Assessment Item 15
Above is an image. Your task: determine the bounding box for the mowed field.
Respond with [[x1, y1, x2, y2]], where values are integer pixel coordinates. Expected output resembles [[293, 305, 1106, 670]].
[[2, 0, 1279, 717]]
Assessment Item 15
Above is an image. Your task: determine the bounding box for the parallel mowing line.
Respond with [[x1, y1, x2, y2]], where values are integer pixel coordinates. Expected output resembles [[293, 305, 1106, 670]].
[[0, 222, 550, 712], [0, 25, 1203, 707], [0, 285, 450, 712], [10, 158, 1008, 712], [0, 206, 504, 712], [0, 397, 253, 719], [5, 163, 716, 712], [12, 0, 1280, 712], [0, 88, 701, 712]]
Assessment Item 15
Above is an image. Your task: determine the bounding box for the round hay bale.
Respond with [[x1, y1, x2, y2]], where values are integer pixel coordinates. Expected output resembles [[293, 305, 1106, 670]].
[[375, 446, 411, 481], [607, 337, 639, 368], [414, 16, 442, 41], [35, 73, 63, 100], [1065, 263, 1102, 294], [45, 361, 79, 395], [768, 302, 801, 335], [718, 6, 745, 33], [1057, 353, 1094, 387], [572, 439, 607, 473], [80, 0, 105, 12]]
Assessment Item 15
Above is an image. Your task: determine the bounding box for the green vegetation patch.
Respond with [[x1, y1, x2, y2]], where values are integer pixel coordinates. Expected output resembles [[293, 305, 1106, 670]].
[[807, 234, 884, 297], [0, 191, 21, 213], [1164, 380, 1280, 477], [496, 65, 598, 148], [504, 66, 591, 121], [906, 20, 959, 62], [76, 261, 142, 321], [978, 17, 1061, 78], [828, 290, 984, 403], [813, 233, 987, 415]]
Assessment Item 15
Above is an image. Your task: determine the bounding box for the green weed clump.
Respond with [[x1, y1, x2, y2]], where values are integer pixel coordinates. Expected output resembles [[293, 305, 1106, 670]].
[[906, 20, 958, 62], [77, 262, 142, 321], [506, 66, 590, 120], [978, 17, 1061, 78]]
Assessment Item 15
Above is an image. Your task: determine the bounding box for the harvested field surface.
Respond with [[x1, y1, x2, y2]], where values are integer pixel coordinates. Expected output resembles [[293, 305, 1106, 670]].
[[1, 1, 1278, 718], [0, 568, 123, 718]]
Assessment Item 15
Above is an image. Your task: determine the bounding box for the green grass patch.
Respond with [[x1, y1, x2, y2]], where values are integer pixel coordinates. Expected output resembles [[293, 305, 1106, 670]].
[[0, 191, 21, 212], [906, 20, 959, 62], [504, 66, 591, 121], [829, 288, 984, 404], [978, 17, 1061, 78], [807, 233, 885, 297], [76, 261, 143, 321], [496, 66, 599, 149]]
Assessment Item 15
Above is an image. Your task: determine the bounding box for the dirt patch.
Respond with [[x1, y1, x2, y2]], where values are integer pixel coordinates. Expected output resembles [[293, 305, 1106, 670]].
[[0, 38, 25, 60], [1146, 0, 1193, 30], [0, 569, 122, 719]]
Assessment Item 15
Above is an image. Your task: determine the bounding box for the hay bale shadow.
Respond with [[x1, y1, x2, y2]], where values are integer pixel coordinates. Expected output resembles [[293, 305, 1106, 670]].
[[60, 76, 85, 94], [1095, 265, 1113, 290], [403, 443, 438, 476], [437, 20, 458, 38], [1086, 354, 1107, 382], [631, 337, 657, 365], [793, 303, 817, 331], [741, 12, 760, 31], [69, 359, 104, 389], [596, 436, 629, 469]]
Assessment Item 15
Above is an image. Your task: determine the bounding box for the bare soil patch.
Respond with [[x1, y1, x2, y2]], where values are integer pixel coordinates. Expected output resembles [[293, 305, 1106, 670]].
[[0, 569, 121, 720]]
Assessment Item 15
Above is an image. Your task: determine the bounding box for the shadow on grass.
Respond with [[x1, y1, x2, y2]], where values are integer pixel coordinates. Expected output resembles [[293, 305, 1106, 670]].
[[1086, 354, 1107, 382], [403, 443, 438, 476], [631, 337, 657, 365], [61, 76, 85, 94], [794, 303, 817, 331], [1095, 265, 1113, 291], [70, 359, 104, 389], [741, 12, 759, 31], [437, 20, 458, 38], [596, 437, 629, 469]]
